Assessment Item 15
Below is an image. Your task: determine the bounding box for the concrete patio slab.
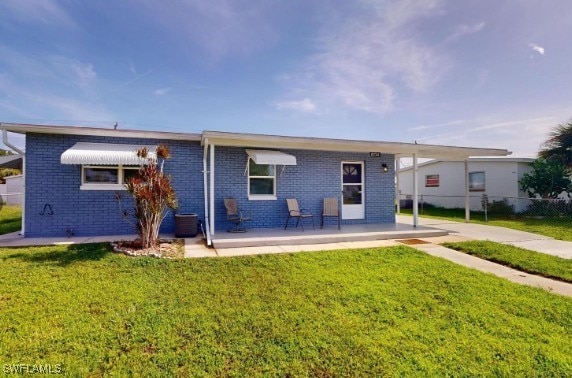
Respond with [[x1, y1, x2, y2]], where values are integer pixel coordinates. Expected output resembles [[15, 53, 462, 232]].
[[212, 222, 447, 249]]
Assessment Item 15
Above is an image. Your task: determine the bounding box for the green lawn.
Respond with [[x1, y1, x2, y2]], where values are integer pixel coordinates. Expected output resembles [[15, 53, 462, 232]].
[[1, 244, 571, 376], [399, 207, 572, 241], [0, 205, 21, 235], [444, 240, 572, 283]]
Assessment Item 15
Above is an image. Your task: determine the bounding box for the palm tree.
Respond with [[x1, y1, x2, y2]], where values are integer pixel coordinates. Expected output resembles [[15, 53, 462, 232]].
[[539, 121, 572, 168]]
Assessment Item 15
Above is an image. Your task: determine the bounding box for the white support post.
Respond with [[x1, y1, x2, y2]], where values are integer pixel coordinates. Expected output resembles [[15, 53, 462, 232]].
[[413, 154, 418, 228], [2, 130, 25, 236], [209, 144, 215, 235], [202, 138, 211, 246], [465, 159, 470, 223], [395, 157, 400, 214]]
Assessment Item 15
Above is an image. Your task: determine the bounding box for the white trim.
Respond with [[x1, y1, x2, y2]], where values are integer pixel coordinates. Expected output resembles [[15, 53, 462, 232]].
[[80, 165, 138, 191], [62, 142, 156, 165], [465, 160, 470, 223], [248, 195, 277, 201], [395, 157, 400, 214], [0, 122, 201, 141], [203, 130, 511, 159], [209, 144, 215, 235], [202, 138, 212, 246], [341, 161, 365, 220], [245, 149, 296, 166], [2, 130, 25, 236], [413, 154, 418, 228], [247, 158, 277, 199]]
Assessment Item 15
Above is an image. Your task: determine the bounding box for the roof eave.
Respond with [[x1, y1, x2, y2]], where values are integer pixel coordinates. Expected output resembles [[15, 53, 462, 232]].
[[202, 131, 511, 159], [0, 123, 202, 142]]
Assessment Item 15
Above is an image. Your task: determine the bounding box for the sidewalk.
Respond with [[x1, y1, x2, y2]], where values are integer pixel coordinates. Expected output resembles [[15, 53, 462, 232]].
[[410, 241, 572, 298], [396, 215, 572, 258]]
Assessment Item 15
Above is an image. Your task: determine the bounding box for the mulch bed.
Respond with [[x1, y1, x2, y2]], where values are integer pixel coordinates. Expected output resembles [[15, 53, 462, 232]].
[[111, 239, 185, 259]]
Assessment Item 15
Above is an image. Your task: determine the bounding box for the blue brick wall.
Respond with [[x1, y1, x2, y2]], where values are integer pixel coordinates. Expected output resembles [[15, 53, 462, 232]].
[[25, 133, 204, 237], [212, 147, 395, 231]]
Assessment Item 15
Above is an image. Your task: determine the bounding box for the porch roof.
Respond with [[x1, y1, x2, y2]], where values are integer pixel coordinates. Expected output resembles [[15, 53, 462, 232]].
[[202, 131, 511, 160]]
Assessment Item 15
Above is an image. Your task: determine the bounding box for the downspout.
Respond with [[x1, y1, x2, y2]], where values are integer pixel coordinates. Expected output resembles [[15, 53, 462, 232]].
[[412, 153, 418, 228], [202, 138, 212, 246], [2, 130, 25, 235], [464, 159, 470, 223]]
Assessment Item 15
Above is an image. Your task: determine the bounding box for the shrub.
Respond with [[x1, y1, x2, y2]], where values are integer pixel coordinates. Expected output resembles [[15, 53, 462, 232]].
[[116, 145, 177, 249], [0, 168, 21, 184], [487, 198, 515, 216]]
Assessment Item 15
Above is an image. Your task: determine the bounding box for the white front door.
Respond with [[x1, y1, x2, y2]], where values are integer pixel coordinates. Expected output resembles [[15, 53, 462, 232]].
[[341, 162, 365, 219]]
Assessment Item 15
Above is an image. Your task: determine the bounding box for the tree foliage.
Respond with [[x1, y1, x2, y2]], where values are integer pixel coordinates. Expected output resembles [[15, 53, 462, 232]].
[[539, 121, 572, 168], [116, 145, 177, 249], [0, 149, 15, 156], [519, 159, 572, 199], [0, 168, 21, 184]]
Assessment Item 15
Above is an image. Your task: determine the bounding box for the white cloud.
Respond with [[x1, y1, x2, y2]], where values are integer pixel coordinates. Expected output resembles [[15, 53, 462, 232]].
[[135, 0, 277, 59], [415, 115, 561, 156], [274, 98, 317, 113], [48, 57, 97, 92], [529, 43, 545, 55], [154, 87, 172, 96], [444, 22, 485, 43], [0, 0, 75, 28], [276, 0, 449, 115]]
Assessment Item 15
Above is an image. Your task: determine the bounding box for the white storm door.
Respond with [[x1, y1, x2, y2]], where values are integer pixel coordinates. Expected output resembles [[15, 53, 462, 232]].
[[341, 162, 365, 219]]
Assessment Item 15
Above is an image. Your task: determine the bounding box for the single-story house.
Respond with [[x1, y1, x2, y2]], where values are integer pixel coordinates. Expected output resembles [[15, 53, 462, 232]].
[[0, 154, 23, 170], [1, 174, 23, 206], [0, 123, 511, 245], [0, 154, 23, 206], [397, 157, 534, 212]]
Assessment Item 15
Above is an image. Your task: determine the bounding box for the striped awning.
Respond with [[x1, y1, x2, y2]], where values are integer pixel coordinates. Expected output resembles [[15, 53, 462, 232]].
[[246, 149, 297, 165], [61, 142, 156, 165]]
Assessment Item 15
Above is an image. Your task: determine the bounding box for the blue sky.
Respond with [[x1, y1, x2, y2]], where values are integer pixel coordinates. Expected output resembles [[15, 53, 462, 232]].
[[1, 0, 571, 157]]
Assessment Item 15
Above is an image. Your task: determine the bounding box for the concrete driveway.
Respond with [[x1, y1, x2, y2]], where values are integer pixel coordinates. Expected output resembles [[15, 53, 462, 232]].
[[396, 215, 572, 259]]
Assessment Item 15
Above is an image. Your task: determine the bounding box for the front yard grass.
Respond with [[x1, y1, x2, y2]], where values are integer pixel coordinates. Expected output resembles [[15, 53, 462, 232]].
[[399, 207, 572, 241], [1, 244, 571, 376], [0, 205, 21, 235], [444, 240, 572, 283]]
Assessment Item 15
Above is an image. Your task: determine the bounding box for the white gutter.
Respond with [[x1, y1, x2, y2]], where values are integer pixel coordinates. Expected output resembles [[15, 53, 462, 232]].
[[2, 130, 25, 235], [202, 138, 212, 246]]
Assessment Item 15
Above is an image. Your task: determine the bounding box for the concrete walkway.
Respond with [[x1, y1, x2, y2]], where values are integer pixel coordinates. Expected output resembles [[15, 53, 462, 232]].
[[396, 215, 572, 258], [411, 242, 572, 298]]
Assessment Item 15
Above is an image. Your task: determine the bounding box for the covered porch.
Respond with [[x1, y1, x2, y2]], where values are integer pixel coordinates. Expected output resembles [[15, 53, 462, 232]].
[[211, 222, 447, 248]]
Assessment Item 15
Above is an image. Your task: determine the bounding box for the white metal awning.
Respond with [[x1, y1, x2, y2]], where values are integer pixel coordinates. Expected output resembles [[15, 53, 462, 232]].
[[60, 142, 156, 165], [246, 149, 297, 165]]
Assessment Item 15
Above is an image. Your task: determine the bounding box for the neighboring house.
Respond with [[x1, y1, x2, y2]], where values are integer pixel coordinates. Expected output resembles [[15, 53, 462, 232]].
[[0, 123, 510, 240], [397, 157, 535, 212], [0, 154, 23, 170], [0, 155, 23, 205], [3, 174, 23, 205]]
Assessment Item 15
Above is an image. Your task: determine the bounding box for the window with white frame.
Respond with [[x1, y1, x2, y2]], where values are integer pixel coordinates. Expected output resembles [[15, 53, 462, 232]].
[[469, 171, 485, 192], [81, 165, 139, 190], [248, 159, 276, 199], [425, 174, 440, 187]]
